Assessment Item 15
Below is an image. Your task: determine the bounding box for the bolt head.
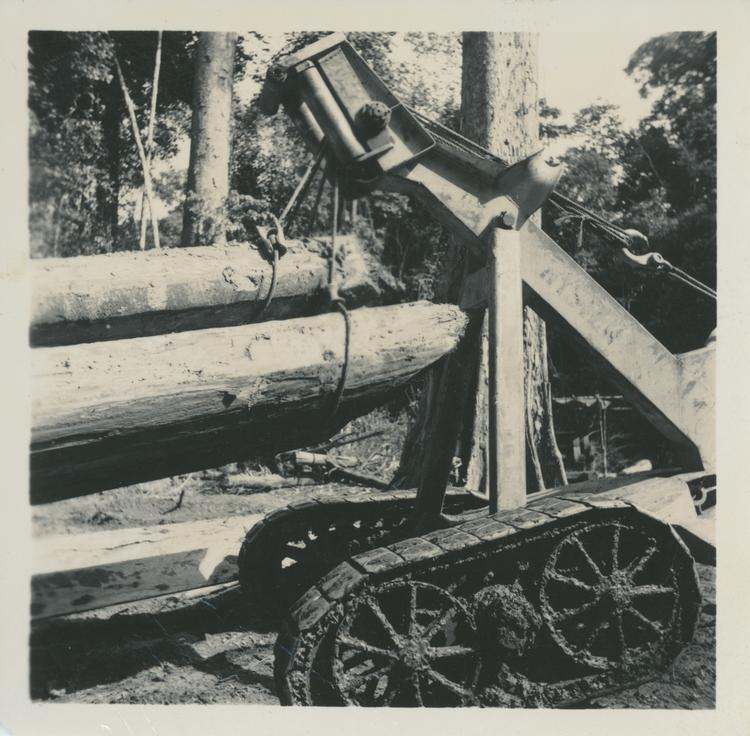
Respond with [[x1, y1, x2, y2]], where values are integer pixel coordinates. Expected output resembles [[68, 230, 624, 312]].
[[267, 64, 288, 84], [356, 101, 391, 137]]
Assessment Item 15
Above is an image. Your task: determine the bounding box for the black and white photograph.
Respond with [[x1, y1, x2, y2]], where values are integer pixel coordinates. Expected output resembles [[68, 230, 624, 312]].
[[1, 1, 748, 731]]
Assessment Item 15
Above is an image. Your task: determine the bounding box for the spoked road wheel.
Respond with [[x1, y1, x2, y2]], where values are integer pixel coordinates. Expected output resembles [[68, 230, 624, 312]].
[[539, 519, 698, 671], [275, 502, 701, 707], [332, 580, 481, 706]]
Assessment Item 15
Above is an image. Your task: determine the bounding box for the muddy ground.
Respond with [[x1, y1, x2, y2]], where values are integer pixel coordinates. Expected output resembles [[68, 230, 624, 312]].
[[30, 472, 716, 708]]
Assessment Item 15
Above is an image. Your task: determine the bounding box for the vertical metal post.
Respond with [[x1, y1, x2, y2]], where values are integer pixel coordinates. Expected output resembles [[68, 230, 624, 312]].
[[487, 217, 527, 513], [597, 395, 609, 476]]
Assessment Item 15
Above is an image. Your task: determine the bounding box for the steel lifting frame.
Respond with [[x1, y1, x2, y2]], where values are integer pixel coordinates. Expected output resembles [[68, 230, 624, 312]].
[[260, 33, 715, 517]]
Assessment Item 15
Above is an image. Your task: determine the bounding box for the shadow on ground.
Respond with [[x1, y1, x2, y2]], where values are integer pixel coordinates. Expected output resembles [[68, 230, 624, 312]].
[[30, 584, 281, 703]]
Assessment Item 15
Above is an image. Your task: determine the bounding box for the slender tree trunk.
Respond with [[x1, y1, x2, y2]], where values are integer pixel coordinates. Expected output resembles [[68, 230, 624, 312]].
[[139, 31, 163, 250], [181, 32, 237, 246], [397, 32, 566, 494], [101, 77, 121, 249], [113, 52, 161, 250]]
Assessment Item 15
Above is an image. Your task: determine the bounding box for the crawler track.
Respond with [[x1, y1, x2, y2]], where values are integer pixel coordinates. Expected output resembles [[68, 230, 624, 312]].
[[273, 491, 700, 707], [238, 489, 485, 618]]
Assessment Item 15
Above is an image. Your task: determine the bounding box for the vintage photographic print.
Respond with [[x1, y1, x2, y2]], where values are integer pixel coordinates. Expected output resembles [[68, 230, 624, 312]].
[[15, 20, 725, 718]]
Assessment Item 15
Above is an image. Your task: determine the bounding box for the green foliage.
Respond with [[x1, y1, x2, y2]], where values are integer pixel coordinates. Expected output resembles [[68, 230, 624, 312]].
[[570, 102, 625, 161], [29, 32, 114, 256], [228, 32, 461, 300], [28, 31, 196, 256], [544, 33, 715, 361], [621, 33, 716, 351], [626, 32, 716, 125], [539, 99, 569, 142], [225, 191, 271, 242]]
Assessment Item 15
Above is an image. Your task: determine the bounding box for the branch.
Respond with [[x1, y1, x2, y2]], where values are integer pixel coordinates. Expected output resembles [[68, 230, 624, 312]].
[[111, 42, 161, 250], [636, 138, 668, 194], [139, 31, 163, 250]]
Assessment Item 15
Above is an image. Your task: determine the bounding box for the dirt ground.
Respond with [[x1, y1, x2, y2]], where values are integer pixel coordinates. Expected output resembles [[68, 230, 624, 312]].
[[30, 472, 716, 708]]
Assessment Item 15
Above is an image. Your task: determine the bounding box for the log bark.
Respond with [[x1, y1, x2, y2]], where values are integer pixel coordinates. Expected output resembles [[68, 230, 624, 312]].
[[399, 32, 567, 498], [30, 235, 388, 346], [182, 32, 237, 246], [30, 302, 468, 503]]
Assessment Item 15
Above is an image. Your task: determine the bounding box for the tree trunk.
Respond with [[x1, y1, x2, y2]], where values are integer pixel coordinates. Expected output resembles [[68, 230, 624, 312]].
[[29, 235, 389, 346], [181, 32, 237, 246], [461, 32, 566, 493], [397, 32, 566, 495], [113, 51, 161, 250], [30, 302, 467, 503], [139, 31, 163, 250]]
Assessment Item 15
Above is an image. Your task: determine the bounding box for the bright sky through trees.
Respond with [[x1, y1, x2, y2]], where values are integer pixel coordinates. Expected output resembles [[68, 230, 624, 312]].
[[236, 32, 656, 130], [540, 32, 654, 129]]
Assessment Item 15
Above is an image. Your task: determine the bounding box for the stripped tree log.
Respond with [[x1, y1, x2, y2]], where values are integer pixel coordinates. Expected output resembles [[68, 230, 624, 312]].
[[31, 513, 261, 620], [30, 235, 396, 346], [30, 302, 468, 503]]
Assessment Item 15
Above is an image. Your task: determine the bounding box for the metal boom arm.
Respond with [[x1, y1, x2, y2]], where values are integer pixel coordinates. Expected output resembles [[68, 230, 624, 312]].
[[262, 33, 714, 472]]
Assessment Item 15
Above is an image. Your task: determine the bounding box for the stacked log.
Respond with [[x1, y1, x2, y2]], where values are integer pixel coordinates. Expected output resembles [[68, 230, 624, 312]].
[[31, 302, 468, 503], [30, 235, 398, 346]]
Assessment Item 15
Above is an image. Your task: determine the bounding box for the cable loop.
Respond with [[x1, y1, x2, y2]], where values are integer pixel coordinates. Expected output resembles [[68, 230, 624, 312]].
[[324, 167, 351, 427]]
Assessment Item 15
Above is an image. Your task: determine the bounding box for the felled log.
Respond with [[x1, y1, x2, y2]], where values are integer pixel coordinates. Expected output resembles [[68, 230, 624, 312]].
[[223, 475, 323, 492], [30, 302, 468, 504], [30, 235, 398, 346], [31, 513, 262, 620]]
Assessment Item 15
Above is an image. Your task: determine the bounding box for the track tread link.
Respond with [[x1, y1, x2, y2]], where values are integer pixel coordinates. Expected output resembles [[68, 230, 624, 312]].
[[238, 488, 481, 616], [274, 488, 701, 707]]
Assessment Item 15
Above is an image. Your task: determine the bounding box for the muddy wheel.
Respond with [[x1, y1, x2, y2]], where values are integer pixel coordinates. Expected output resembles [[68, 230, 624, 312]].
[[539, 520, 697, 671], [332, 580, 481, 706]]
